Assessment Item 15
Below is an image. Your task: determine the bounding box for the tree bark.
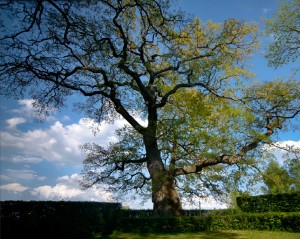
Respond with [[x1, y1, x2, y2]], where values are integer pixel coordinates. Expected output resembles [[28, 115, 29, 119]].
[[144, 133, 183, 216], [151, 173, 183, 216]]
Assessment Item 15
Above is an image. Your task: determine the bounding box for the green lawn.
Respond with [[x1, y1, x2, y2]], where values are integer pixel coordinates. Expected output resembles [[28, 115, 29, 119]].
[[99, 230, 300, 239]]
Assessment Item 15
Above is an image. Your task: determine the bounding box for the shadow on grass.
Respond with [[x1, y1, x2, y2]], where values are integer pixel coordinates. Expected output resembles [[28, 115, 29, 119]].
[[99, 231, 244, 239], [193, 231, 244, 239]]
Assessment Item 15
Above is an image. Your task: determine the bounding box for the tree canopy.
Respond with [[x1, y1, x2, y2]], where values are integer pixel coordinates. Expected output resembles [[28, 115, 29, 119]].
[[1, 0, 299, 216], [266, 0, 300, 68], [261, 158, 300, 194], [261, 159, 293, 194]]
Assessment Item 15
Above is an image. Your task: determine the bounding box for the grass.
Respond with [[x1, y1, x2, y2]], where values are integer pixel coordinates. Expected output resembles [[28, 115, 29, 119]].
[[99, 230, 300, 239]]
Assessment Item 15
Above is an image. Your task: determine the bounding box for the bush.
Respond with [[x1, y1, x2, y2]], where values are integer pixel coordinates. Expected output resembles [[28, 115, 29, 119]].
[[237, 193, 300, 212], [120, 208, 241, 218], [117, 212, 300, 233], [0, 201, 121, 239]]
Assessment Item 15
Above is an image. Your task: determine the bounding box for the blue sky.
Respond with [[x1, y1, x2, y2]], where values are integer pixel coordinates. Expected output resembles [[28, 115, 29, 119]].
[[0, 0, 299, 209]]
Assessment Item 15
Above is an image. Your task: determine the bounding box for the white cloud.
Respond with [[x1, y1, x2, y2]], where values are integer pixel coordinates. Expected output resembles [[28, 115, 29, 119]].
[[263, 140, 300, 165], [0, 173, 113, 202], [12, 99, 35, 114], [0, 183, 29, 193], [6, 117, 26, 129], [31, 173, 113, 202], [32, 184, 84, 200], [1, 118, 128, 166], [12, 99, 57, 121], [10, 155, 44, 164], [0, 169, 46, 181], [1, 99, 147, 167], [275, 140, 300, 148]]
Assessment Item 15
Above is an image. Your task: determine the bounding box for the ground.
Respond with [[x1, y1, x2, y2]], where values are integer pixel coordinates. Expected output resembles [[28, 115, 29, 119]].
[[99, 230, 300, 239]]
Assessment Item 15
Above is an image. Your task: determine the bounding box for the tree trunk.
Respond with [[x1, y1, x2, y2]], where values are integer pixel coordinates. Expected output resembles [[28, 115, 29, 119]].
[[144, 133, 183, 216], [151, 173, 183, 216]]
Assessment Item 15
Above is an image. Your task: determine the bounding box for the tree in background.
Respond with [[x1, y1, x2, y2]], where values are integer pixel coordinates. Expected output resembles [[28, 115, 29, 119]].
[[261, 159, 293, 194], [260, 0, 300, 195], [261, 157, 300, 194], [288, 157, 300, 190], [1, 0, 299, 216], [265, 0, 300, 68]]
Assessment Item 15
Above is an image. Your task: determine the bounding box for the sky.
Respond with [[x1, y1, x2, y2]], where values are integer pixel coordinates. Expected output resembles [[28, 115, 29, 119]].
[[0, 0, 299, 210]]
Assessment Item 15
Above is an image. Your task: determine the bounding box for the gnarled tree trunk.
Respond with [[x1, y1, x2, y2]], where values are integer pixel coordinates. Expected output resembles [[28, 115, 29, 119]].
[[144, 132, 183, 216], [151, 173, 183, 216]]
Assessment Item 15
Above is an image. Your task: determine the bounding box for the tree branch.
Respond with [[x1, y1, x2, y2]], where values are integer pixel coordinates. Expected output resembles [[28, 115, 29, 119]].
[[174, 119, 283, 176]]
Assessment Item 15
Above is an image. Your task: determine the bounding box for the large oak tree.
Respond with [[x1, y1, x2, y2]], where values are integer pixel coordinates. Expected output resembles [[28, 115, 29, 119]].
[[1, 0, 299, 216]]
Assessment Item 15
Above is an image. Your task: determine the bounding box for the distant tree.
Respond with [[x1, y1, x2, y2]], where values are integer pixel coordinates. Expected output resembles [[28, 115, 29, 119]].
[[261, 156, 300, 194], [1, 0, 300, 216], [265, 0, 300, 68], [288, 157, 300, 190], [261, 159, 292, 194]]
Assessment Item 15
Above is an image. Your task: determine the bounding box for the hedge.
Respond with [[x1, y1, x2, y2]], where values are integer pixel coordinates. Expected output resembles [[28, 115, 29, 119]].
[[2, 200, 299, 238], [117, 212, 300, 233], [237, 192, 300, 212], [121, 208, 241, 217], [0, 201, 121, 239]]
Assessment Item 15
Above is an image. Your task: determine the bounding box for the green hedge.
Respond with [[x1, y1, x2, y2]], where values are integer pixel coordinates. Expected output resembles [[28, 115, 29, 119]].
[[118, 212, 300, 233], [121, 208, 241, 217], [0, 201, 121, 239], [237, 193, 300, 212]]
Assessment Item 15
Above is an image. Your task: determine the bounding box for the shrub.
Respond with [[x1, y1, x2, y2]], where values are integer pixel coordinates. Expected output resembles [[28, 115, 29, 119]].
[[120, 208, 241, 218], [0, 201, 121, 239], [117, 212, 300, 233], [236, 193, 300, 212]]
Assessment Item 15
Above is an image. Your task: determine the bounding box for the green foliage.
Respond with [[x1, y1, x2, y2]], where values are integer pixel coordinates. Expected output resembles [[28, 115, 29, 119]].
[[261, 160, 293, 194], [288, 158, 300, 190], [265, 0, 300, 67], [120, 208, 241, 218], [0, 201, 121, 239], [236, 193, 300, 213], [117, 212, 300, 233], [228, 190, 251, 209]]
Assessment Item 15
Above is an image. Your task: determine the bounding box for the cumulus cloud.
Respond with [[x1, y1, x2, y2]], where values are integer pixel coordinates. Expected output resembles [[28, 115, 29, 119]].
[[2, 98, 147, 167], [275, 140, 300, 148], [1, 118, 127, 166], [31, 173, 113, 202], [12, 99, 57, 121], [12, 99, 35, 115], [0, 183, 29, 193], [263, 140, 300, 165], [32, 184, 85, 200], [6, 117, 26, 129], [0, 173, 113, 202]]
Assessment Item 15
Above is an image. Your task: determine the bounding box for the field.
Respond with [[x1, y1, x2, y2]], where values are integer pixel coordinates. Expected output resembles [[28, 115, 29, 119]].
[[100, 230, 300, 239]]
